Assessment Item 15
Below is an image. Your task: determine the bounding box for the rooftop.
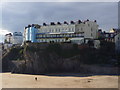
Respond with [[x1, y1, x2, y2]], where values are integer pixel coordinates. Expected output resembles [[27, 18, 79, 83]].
[[25, 19, 97, 28]]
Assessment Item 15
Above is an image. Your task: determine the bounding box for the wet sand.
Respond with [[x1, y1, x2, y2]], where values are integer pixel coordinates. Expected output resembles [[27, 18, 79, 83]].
[[2, 73, 119, 88]]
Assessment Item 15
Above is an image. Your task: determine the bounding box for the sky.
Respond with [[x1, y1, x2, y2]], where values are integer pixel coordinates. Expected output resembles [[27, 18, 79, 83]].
[[0, 1, 119, 42]]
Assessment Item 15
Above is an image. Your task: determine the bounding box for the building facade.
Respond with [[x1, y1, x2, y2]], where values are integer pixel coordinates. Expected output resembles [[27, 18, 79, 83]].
[[5, 33, 13, 44], [24, 20, 99, 43], [115, 33, 120, 53], [12, 32, 23, 45], [98, 29, 117, 42], [23, 24, 38, 43]]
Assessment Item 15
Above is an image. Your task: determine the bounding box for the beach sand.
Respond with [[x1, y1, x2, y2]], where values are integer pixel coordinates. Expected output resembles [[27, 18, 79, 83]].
[[2, 73, 119, 88]]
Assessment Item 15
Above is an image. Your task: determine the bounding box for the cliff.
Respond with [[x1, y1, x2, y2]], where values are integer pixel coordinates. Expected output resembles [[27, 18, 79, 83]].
[[2, 42, 119, 75]]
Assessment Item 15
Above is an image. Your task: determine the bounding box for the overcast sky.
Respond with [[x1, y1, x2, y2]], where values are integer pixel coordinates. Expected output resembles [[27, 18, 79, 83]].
[[0, 2, 118, 42]]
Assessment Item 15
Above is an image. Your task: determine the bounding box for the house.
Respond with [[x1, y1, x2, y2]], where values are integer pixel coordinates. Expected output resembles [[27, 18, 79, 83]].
[[12, 32, 23, 45], [4, 33, 12, 44], [4, 32, 23, 48]]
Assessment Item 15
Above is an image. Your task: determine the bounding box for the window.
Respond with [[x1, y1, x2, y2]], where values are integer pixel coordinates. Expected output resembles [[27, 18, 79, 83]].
[[53, 29, 55, 32], [69, 28, 71, 32], [56, 29, 58, 32], [72, 28, 74, 31], [56, 34, 58, 37], [40, 29, 42, 33], [41, 35, 43, 38], [49, 29, 51, 32], [91, 33, 93, 36], [76, 34, 78, 37], [44, 39, 46, 42], [81, 28, 83, 31], [111, 34, 113, 37], [106, 34, 109, 37], [59, 29, 61, 32], [46, 34, 49, 37], [43, 35, 45, 37], [52, 29, 53, 32], [44, 29, 46, 32], [55, 39, 57, 42], [91, 28, 93, 31]]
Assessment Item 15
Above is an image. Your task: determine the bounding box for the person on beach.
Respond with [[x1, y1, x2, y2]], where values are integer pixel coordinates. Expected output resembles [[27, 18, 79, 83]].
[[35, 77, 37, 81]]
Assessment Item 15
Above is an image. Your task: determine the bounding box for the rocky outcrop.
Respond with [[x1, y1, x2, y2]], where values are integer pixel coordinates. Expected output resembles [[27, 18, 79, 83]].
[[2, 43, 119, 75], [14, 52, 82, 74]]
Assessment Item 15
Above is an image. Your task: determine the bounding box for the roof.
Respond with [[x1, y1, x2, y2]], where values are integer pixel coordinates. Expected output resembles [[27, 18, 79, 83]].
[[5, 33, 12, 36]]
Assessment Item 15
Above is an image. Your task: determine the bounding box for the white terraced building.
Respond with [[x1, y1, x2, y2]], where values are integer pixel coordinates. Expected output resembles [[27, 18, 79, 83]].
[[24, 20, 99, 43]]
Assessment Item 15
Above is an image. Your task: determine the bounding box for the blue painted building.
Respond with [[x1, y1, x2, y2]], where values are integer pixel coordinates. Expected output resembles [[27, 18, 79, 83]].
[[24, 24, 39, 43]]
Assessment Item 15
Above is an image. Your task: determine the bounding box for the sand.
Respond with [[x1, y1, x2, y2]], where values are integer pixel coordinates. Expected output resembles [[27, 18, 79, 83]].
[[2, 73, 119, 88]]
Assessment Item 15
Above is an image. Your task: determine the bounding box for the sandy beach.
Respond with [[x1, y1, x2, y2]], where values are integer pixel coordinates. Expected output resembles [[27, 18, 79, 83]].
[[1, 73, 119, 88]]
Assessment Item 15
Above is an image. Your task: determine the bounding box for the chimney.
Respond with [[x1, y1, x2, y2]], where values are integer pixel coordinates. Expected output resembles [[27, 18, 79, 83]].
[[9, 33, 12, 36], [43, 23, 47, 26], [28, 25, 31, 27], [64, 21, 68, 25], [98, 29, 102, 32], [70, 21, 75, 24], [87, 19, 89, 21], [57, 22, 61, 25], [32, 24, 34, 27], [24, 27, 27, 29], [78, 20, 82, 24], [34, 24, 41, 28], [51, 22, 55, 25]]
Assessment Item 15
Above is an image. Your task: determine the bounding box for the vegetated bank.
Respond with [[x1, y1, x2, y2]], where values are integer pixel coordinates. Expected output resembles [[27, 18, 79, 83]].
[[2, 41, 119, 75]]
